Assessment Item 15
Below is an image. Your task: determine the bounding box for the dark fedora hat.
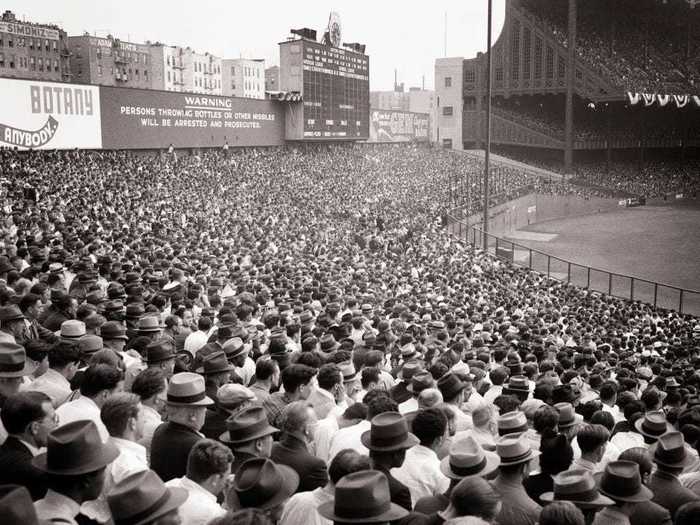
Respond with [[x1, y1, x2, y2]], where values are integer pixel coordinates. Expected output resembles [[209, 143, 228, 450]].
[[146, 339, 176, 364], [541, 469, 614, 509], [598, 460, 653, 503], [406, 370, 434, 394], [232, 458, 299, 510], [107, 469, 187, 525], [196, 351, 235, 375], [220, 406, 278, 445], [0, 485, 43, 525], [125, 303, 145, 319], [0, 305, 25, 323], [318, 470, 409, 524], [649, 431, 694, 468], [32, 420, 119, 475], [398, 361, 422, 381], [437, 372, 467, 401], [361, 412, 419, 452], [319, 334, 339, 352], [502, 375, 530, 400], [100, 321, 128, 341], [634, 410, 672, 440], [0, 343, 37, 378], [555, 402, 583, 429], [440, 435, 500, 480], [166, 372, 214, 407]]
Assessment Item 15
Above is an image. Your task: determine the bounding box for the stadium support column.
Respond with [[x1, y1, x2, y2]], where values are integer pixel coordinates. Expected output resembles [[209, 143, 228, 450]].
[[483, 0, 493, 247], [564, 0, 576, 173]]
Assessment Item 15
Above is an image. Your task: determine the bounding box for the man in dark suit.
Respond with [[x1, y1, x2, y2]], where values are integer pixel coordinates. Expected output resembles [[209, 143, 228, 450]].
[[150, 372, 214, 482], [0, 391, 55, 500], [361, 411, 419, 511], [646, 432, 699, 517], [220, 405, 278, 474], [270, 400, 328, 493]]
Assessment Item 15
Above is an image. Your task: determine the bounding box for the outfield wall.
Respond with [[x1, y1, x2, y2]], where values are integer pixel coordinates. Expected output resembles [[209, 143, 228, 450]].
[[462, 193, 622, 237]]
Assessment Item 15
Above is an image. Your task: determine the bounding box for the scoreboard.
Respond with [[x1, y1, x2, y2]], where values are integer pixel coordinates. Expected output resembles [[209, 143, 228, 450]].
[[280, 37, 369, 141], [301, 40, 369, 139]]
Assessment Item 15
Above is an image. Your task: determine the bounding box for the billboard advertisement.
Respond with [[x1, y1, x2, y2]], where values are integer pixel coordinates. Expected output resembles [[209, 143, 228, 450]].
[[0, 78, 102, 149], [369, 110, 429, 142], [100, 87, 285, 149], [301, 40, 369, 140]]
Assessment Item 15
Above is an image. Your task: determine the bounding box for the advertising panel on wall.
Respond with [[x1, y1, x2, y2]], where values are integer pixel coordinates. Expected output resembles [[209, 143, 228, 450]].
[[0, 78, 102, 150], [369, 110, 429, 142], [99, 87, 285, 149]]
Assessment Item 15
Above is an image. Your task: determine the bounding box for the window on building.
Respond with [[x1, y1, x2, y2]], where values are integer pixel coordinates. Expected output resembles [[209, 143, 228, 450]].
[[558, 56, 565, 79], [546, 46, 554, 79], [144, 70, 148, 79], [442, 138, 452, 148], [511, 19, 520, 81], [29, 56, 35, 70], [53, 41, 57, 52], [442, 106, 453, 116], [231, 66, 235, 75], [167, 55, 170, 66], [523, 28, 531, 79], [54, 59, 59, 72], [18, 37, 24, 47], [167, 71, 170, 82], [444, 76, 452, 87], [8, 38, 13, 48], [135, 69, 139, 77], [37, 57, 42, 71], [534, 37, 543, 79], [45, 39, 49, 52], [465, 69, 475, 83], [96, 49, 101, 60], [98, 64, 103, 76]]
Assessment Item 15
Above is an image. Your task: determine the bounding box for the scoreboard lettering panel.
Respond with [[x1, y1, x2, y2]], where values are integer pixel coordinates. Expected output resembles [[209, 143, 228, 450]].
[[301, 40, 369, 139]]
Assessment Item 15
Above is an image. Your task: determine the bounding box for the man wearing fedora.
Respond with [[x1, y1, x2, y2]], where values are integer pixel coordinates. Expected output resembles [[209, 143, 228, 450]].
[[197, 351, 234, 405], [227, 457, 299, 523], [56, 364, 123, 443], [491, 433, 542, 525], [0, 306, 29, 345], [164, 439, 232, 525], [151, 372, 214, 482], [0, 391, 56, 500], [360, 411, 417, 512], [0, 484, 48, 525], [0, 342, 40, 444], [280, 449, 371, 525], [592, 461, 654, 525], [646, 432, 699, 516], [415, 435, 501, 516], [107, 469, 187, 525], [33, 420, 120, 525], [202, 383, 257, 441], [438, 372, 473, 433], [540, 469, 614, 522], [316, 470, 409, 525], [145, 339, 177, 380], [220, 405, 278, 473]]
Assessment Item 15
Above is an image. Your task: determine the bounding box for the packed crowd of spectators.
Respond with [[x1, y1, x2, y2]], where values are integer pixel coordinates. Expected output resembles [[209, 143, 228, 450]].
[[0, 143, 699, 525], [519, 0, 700, 94]]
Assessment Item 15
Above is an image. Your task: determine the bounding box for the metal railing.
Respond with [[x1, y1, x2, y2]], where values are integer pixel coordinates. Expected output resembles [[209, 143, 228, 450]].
[[446, 213, 700, 316]]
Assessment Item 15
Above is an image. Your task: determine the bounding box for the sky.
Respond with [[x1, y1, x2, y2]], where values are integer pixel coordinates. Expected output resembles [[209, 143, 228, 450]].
[[4, 0, 506, 91]]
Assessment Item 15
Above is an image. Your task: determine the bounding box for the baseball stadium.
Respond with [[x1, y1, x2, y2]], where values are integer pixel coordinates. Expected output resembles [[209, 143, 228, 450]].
[[1, 1, 700, 524]]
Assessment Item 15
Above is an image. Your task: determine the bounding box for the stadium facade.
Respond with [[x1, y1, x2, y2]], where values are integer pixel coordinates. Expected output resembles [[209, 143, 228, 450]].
[[436, 0, 700, 165]]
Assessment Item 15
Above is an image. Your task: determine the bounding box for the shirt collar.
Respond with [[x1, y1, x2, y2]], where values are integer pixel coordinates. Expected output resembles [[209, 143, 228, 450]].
[[16, 436, 42, 457], [179, 476, 218, 500]]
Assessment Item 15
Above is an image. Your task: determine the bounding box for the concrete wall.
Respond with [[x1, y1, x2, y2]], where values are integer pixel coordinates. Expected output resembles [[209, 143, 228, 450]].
[[456, 193, 622, 238]]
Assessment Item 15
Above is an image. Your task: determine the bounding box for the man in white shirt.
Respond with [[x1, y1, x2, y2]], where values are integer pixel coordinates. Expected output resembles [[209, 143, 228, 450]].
[[165, 438, 231, 525], [26, 340, 80, 408], [281, 448, 371, 525], [184, 317, 213, 357], [56, 364, 124, 443], [391, 407, 450, 504]]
